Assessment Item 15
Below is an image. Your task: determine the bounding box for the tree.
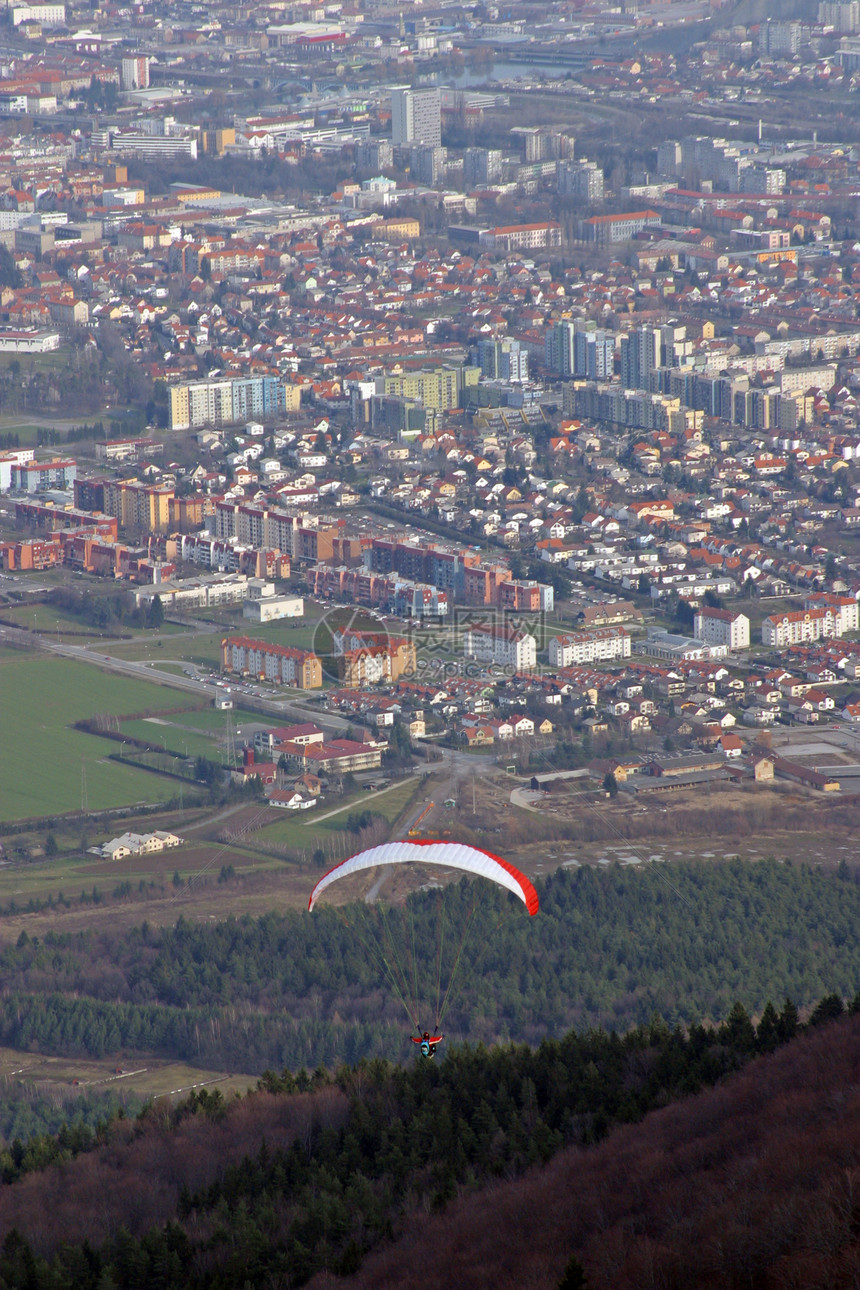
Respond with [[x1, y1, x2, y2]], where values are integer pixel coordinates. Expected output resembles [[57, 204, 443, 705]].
[[721, 1001, 756, 1053], [808, 993, 844, 1027], [756, 1000, 779, 1051], [558, 1256, 588, 1290], [777, 997, 799, 1042], [674, 599, 695, 632], [147, 595, 164, 630], [385, 721, 413, 766], [602, 772, 618, 798], [0, 245, 21, 289], [45, 833, 58, 857]]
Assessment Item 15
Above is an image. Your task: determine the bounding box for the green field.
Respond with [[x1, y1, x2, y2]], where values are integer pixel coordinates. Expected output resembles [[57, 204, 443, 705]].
[[0, 603, 121, 638], [118, 717, 224, 761], [0, 422, 50, 446], [0, 650, 208, 822], [105, 635, 224, 666]]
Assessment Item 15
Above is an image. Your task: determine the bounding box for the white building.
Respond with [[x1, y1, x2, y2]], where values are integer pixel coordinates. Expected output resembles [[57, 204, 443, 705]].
[[391, 87, 441, 147], [463, 624, 537, 670], [97, 831, 182, 861], [548, 627, 631, 668], [0, 329, 59, 353], [641, 629, 727, 661], [10, 2, 65, 24], [803, 594, 859, 635], [133, 574, 249, 611], [121, 56, 150, 91], [761, 606, 853, 647], [693, 607, 750, 651], [243, 595, 304, 623]]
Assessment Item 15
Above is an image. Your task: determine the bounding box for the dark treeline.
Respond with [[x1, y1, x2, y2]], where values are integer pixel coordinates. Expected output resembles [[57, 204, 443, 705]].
[[4, 861, 860, 1071], [48, 588, 163, 630], [0, 1088, 142, 1182], [0, 995, 843, 1290]]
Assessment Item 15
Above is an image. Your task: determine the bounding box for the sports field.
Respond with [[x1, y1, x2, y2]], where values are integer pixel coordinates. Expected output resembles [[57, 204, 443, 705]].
[[0, 648, 207, 821]]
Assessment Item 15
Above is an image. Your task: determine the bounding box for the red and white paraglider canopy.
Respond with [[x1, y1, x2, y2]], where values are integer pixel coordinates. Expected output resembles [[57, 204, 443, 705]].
[[308, 839, 539, 915]]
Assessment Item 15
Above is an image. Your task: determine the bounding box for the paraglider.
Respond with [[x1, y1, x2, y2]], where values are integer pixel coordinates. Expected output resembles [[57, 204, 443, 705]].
[[308, 840, 539, 1056], [412, 1031, 444, 1059], [307, 840, 539, 915]]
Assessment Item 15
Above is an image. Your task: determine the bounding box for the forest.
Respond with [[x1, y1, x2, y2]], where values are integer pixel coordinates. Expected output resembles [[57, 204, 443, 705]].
[[0, 993, 830, 1289], [3, 859, 860, 1071]]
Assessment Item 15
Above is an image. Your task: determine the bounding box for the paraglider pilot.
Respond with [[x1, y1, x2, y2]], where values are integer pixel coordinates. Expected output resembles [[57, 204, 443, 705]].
[[412, 1030, 444, 1058]]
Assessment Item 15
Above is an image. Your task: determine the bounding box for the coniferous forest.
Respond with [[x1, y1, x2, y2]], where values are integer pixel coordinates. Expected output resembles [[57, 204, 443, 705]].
[[0, 993, 829, 1289], [1, 859, 860, 1072], [0, 858, 859, 1286]]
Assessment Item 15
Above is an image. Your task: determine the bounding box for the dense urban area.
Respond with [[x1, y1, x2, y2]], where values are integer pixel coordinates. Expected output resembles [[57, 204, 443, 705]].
[[4, 0, 860, 1284]]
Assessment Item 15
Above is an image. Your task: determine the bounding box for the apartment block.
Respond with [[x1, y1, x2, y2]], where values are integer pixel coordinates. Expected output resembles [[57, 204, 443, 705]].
[[548, 627, 631, 668], [693, 608, 751, 651], [463, 624, 537, 670], [762, 608, 845, 647], [222, 635, 323, 688], [169, 376, 289, 430]]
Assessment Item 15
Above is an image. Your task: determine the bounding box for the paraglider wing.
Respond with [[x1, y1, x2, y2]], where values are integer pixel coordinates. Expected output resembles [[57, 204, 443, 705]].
[[308, 840, 539, 915]]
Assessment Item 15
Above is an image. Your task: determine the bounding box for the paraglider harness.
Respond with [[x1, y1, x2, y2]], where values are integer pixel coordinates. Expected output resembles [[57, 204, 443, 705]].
[[412, 1030, 444, 1058]]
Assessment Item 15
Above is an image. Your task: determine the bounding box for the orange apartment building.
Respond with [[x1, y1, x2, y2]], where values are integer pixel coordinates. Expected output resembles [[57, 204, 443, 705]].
[[334, 630, 417, 686], [0, 536, 63, 570], [222, 636, 323, 688]]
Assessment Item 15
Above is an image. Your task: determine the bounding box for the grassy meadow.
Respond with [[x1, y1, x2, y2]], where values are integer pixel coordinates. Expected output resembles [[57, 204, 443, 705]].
[[0, 648, 212, 821]]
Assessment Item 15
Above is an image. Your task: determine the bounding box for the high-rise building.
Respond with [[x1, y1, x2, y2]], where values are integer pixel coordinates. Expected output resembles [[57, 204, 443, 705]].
[[819, 0, 860, 32], [558, 158, 604, 203], [463, 147, 503, 186], [120, 56, 150, 91], [355, 138, 393, 170], [169, 376, 289, 430], [477, 338, 528, 383], [656, 140, 682, 177], [575, 326, 615, 380], [545, 320, 576, 377], [409, 145, 446, 185], [391, 88, 441, 147], [760, 19, 801, 55], [620, 326, 663, 391]]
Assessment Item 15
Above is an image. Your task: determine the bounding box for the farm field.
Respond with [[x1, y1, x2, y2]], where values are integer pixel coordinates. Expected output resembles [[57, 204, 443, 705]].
[[0, 648, 208, 822], [0, 1045, 257, 1101], [0, 835, 282, 928]]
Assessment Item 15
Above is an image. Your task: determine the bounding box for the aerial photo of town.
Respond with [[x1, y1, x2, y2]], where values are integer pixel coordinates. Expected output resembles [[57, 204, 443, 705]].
[[7, 0, 860, 1283]]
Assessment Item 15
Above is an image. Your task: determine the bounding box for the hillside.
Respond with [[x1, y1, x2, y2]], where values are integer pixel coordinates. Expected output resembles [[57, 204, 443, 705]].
[[320, 1010, 860, 1290], [6, 860, 860, 1073], [0, 996, 851, 1288]]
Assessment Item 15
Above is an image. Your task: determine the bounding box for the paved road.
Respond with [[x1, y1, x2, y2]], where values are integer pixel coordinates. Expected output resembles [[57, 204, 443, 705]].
[[510, 787, 544, 812], [0, 624, 353, 734], [302, 779, 415, 826]]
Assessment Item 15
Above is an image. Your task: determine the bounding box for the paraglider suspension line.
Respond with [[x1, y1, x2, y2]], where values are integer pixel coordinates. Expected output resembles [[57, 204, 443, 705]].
[[339, 906, 420, 1032], [434, 892, 445, 1032], [380, 901, 422, 1031], [435, 899, 478, 1031]]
